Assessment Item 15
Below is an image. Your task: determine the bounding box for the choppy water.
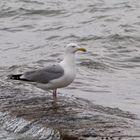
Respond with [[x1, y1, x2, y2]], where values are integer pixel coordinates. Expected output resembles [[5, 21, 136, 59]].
[[0, 0, 140, 139]]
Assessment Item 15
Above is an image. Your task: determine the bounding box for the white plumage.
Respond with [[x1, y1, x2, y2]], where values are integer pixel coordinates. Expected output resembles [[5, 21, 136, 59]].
[[10, 43, 86, 98]]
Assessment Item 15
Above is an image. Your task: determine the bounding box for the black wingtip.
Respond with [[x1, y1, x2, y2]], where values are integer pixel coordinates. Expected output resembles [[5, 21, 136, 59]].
[[8, 74, 22, 80], [8, 74, 31, 82]]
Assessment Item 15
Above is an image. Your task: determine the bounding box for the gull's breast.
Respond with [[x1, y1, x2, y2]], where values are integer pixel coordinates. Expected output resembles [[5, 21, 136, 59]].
[[49, 68, 76, 89]]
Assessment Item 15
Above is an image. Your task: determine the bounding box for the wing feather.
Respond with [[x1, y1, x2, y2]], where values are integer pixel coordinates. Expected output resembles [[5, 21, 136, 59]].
[[23, 64, 64, 84]]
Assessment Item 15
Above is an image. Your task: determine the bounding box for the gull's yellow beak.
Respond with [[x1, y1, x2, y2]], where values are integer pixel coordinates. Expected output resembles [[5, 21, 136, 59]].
[[78, 48, 87, 52]]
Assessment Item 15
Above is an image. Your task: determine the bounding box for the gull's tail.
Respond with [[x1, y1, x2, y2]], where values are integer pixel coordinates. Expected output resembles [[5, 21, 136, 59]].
[[9, 74, 30, 82], [9, 74, 23, 80]]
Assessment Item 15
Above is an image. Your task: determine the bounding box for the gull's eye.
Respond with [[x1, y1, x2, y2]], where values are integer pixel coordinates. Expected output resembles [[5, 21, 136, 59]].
[[72, 46, 76, 48]]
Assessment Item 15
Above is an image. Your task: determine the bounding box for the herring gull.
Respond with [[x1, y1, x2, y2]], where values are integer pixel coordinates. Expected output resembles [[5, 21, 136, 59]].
[[9, 43, 87, 98]]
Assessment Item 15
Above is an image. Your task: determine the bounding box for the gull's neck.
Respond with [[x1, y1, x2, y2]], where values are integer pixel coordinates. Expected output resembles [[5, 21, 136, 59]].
[[60, 53, 76, 69]]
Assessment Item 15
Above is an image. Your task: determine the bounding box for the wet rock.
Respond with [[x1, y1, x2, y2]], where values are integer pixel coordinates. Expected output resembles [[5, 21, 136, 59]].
[[0, 81, 140, 140]]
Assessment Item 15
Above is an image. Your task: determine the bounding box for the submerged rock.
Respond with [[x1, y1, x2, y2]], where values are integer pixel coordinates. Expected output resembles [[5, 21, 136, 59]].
[[0, 80, 140, 140]]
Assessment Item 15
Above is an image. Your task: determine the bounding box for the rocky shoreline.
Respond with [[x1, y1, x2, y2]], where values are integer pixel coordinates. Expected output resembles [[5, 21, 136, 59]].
[[0, 80, 140, 140]]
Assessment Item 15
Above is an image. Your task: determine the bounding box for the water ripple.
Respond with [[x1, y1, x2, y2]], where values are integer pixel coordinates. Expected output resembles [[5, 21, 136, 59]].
[[0, 0, 140, 135]]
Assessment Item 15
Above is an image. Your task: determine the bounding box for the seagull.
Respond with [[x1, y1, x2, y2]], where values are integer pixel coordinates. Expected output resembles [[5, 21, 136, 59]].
[[9, 43, 86, 98]]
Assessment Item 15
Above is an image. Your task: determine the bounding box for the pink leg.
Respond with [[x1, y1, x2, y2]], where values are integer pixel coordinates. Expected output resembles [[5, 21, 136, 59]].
[[53, 89, 57, 98]]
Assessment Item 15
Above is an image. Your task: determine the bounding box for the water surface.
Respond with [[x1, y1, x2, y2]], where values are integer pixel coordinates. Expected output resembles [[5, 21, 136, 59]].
[[0, 0, 140, 131]]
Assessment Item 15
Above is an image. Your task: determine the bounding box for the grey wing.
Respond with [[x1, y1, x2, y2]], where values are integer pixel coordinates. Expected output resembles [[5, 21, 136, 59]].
[[23, 64, 64, 84]]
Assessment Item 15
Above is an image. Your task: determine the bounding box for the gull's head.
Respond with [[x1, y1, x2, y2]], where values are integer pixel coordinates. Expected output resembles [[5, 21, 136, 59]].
[[65, 43, 87, 54]]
